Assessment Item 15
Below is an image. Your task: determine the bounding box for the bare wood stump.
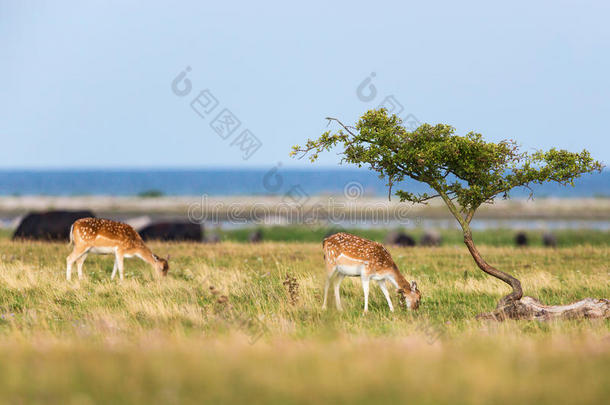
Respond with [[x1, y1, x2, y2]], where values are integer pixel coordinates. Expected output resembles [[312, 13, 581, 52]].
[[477, 296, 610, 321]]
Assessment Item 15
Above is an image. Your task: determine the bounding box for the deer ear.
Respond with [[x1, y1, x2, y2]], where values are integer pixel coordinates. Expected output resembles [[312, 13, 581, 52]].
[[411, 281, 418, 291]]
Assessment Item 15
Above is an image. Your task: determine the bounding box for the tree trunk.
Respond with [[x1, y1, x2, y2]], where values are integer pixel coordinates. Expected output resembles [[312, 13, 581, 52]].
[[462, 231, 610, 321], [436, 192, 609, 321], [463, 231, 523, 306]]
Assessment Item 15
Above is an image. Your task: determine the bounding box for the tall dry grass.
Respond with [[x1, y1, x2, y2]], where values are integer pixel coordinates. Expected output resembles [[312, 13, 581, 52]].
[[0, 239, 608, 404]]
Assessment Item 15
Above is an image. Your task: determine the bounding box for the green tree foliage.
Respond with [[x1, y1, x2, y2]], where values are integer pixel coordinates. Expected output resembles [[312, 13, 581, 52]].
[[292, 109, 603, 228]]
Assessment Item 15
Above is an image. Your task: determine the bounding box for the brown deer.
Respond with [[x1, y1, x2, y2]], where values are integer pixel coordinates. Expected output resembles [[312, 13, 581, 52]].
[[66, 218, 169, 280], [323, 232, 421, 312]]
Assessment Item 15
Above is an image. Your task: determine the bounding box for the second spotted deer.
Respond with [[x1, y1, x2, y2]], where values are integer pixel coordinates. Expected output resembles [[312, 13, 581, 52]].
[[323, 232, 421, 312], [66, 218, 169, 280]]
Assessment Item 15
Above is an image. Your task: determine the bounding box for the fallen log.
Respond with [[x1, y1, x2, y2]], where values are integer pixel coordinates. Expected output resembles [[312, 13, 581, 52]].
[[477, 296, 610, 321]]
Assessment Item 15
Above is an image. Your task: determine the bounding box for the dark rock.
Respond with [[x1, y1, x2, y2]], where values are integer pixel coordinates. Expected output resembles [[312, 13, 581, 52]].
[[248, 230, 263, 243], [542, 232, 557, 248], [420, 231, 441, 247], [13, 210, 95, 242], [385, 231, 416, 247], [515, 232, 528, 247], [139, 222, 203, 242]]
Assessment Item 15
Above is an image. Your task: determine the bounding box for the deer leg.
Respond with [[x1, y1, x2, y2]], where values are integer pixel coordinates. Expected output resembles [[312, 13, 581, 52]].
[[322, 266, 337, 310], [110, 259, 118, 280], [76, 253, 88, 280], [333, 273, 345, 311], [377, 280, 394, 312], [66, 246, 88, 281], [362, 276, 371, 313], [115, 252, 125, 281], [66, 256, 74, 281], [322, 272, 331, 310]]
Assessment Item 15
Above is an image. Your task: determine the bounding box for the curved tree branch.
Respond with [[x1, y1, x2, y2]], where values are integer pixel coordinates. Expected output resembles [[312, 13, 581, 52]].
[[463, 231, 523, 305], [437, 189, 523, 305]]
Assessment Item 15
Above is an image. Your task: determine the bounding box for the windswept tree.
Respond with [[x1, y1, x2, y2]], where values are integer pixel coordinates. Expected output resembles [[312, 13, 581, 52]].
[[292, 109, 608, 320]]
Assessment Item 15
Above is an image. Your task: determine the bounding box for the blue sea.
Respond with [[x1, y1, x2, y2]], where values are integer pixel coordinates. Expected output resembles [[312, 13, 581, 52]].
[[0, 168, 608, 197]]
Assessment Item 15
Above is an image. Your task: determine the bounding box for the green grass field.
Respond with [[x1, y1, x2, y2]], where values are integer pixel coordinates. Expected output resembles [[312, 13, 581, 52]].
[[0, 238, 608, 404], [220, 225, 610, 246]]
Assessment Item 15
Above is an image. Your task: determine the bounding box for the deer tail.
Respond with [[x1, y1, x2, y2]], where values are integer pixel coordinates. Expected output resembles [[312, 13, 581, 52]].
[[68, 224, 74, 246]]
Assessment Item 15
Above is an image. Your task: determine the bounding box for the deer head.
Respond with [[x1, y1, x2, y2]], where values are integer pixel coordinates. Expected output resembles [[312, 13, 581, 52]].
[[398, 280, 421, 310], [153, 254, 170, 276]]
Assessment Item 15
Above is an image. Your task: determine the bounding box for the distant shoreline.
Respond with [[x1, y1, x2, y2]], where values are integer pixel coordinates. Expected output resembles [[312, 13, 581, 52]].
[[1, 169, 607, 198], [1, 196, 608, 221]]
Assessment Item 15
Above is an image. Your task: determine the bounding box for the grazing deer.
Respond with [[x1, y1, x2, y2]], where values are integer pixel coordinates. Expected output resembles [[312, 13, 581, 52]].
[[66, 218, 169, 280], [322, 232, 421, 312]]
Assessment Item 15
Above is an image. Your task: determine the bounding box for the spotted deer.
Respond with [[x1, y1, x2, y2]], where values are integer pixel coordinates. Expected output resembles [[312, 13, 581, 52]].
[[66, 218, 169, 280], [322, 232, 421, 312]]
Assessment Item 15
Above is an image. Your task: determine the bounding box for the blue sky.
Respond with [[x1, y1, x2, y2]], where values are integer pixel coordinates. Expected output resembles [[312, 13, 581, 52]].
[[1, 0, 609, 168]]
